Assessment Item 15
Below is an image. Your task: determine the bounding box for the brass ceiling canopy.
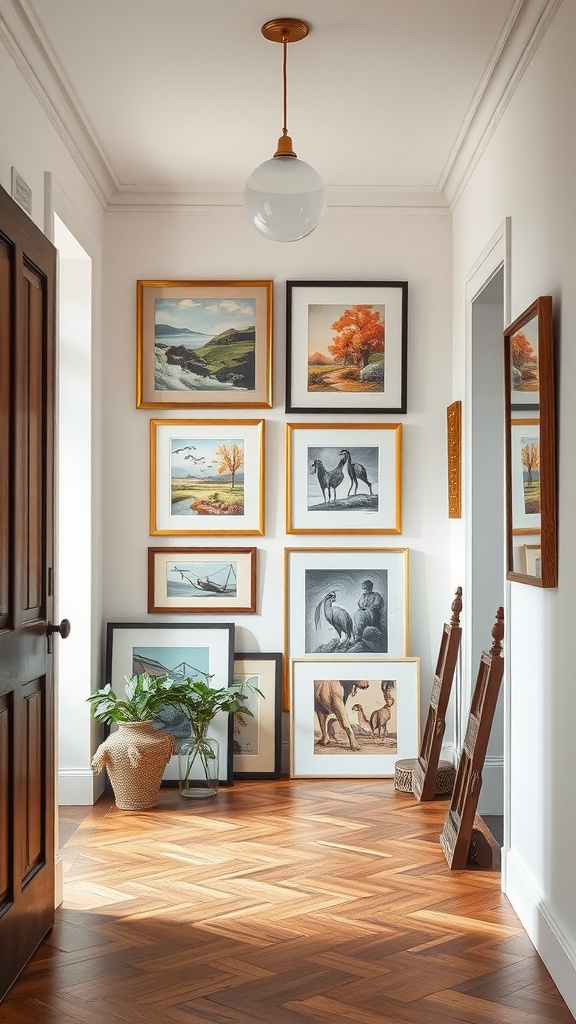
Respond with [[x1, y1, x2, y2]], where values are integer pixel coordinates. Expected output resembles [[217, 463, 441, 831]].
[[260, 18, 309, 44]]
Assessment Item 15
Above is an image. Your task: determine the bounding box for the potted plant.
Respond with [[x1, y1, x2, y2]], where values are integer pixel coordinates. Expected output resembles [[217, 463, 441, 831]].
[[156, 674, 263, 799], [88, 672, 200, 810]]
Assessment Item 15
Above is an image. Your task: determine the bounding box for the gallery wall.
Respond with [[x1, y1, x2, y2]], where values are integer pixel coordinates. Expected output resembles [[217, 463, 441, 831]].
[[101, 206, 454, 766]]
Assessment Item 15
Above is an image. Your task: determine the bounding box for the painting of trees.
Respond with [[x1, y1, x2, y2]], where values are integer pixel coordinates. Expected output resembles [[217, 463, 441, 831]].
[[521, 438, 540, 514], [212, 443, 244, 488], [521, 440, 539, 483], [511, 327, 538, 393], [328, 304, 385, 369]]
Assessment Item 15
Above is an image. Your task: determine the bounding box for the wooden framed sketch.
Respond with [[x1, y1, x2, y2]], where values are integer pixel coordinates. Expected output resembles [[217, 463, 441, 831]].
[[148, 547, 256, 613], [136, 280, 273, 408], [286, 422, 402, 534], [105, 621, 235, 785], [290, 657, 419, 778], [150, 418, 264, 536], [285, 280, 408, 413], [233, 653, 282, 779]]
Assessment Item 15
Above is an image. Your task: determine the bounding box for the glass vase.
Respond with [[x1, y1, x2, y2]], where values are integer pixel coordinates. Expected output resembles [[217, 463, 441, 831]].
[[178, 726, 219, 799]]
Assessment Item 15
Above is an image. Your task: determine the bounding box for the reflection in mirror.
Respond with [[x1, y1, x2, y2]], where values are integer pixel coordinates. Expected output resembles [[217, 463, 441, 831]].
[[504, 296, 557, 587]]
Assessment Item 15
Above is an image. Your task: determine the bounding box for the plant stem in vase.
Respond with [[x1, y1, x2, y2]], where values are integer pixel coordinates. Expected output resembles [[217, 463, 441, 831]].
[[178, 724, 219, 798]]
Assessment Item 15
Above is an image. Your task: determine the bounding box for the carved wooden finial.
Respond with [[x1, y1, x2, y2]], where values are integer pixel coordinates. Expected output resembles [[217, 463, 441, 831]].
[[450, 586, 463, 627], [490, 606, 504, 656]]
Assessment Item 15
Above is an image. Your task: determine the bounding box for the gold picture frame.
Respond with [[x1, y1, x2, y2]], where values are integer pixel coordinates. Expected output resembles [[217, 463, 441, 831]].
[[150, 418, 265, 536], [286, 422, 402, 534], [137, 279, 273, 409], [447, 400, 461, 518]]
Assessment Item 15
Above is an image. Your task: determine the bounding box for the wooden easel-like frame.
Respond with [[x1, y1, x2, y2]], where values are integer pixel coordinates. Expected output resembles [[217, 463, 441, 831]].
[[412, 587, 462, 801], [440, 607, 504, 869]]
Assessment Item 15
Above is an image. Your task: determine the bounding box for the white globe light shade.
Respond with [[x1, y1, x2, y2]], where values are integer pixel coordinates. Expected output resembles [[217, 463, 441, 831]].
[[244, 155, 326, 242]]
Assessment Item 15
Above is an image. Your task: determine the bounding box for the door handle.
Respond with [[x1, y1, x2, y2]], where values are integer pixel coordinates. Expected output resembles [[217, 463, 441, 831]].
[[46, 618, 71, 652], [47, 618, 71, 639]]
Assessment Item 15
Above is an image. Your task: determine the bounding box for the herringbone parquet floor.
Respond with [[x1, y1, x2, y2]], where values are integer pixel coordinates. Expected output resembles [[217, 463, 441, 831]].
[[1, 779, 573, 1023]]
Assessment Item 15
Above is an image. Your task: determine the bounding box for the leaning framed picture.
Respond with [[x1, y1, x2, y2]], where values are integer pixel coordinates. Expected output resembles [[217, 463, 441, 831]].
[[285, 280, 408, 413], [233, 653, 282, 779], [148, 547, 257, 613], [290, 657, 420, 778], [105, 622, 235, 785], [150, 418, 264, 536], [136, 280, 273, 409], [286, 422, 402, 534], [284, 547, 409, 705], [510, 419, 541, 534]]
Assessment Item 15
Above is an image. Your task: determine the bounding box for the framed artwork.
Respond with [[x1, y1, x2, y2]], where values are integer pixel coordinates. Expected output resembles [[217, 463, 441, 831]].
[[510, 419, 540, 534], [136, 280, 273, 409], [105, 622, 235, 785], [286, 422, 402, 534], [233, 653, 282, 779], [285, 280, 408, 414], [147, 547, 257, 614], [504, 295, 556, 587], [522, 544, 542, 578], [447, 400, 462, 518], [290, 657, 420, 778], [150, 418, 264, 536], [284, 547, 409, 705], [509, 307, 540, 409]]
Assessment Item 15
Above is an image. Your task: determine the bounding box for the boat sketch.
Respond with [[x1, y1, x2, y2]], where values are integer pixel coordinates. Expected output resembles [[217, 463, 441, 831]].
[[170, 562, 238, 597]]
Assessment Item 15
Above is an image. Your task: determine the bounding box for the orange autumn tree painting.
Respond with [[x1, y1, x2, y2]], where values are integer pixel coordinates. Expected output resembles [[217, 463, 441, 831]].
[[308, 303, 385, 393], [511, 328, 539, 393]]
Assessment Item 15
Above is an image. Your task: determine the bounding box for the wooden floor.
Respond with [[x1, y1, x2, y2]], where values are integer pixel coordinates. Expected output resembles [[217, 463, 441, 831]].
[[1, 779, 573, 1024]]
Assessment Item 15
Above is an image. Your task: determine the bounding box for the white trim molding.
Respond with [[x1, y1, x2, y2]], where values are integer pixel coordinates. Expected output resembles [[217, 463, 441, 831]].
[[58, 767, 104, 806]]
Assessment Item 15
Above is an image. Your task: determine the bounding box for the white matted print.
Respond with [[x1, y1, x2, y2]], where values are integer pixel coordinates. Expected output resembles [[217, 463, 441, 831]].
[[290, 658, 420, 777], [286, 422, 402, 534], [150, 418, 264, 535], [285, 547, 409, 661], [510, 419, 540, 534]]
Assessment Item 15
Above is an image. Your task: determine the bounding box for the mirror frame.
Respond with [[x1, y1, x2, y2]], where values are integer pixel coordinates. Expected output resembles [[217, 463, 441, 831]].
[[504, 296, 557, 587]]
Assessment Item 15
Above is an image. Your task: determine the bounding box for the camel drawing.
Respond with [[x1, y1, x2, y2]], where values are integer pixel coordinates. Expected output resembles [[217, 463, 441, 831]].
[[314, 679, 370, 751]]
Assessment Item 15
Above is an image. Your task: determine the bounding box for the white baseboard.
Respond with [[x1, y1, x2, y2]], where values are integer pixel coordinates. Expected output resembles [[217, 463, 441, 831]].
[[503, 848, 576, 1017], [58, 767, 104, 805], [477, 756, 503, 814]]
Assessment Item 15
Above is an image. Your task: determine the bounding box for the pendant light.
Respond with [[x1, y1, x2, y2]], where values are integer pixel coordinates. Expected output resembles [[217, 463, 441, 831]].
[[244, 18, 326, 242]]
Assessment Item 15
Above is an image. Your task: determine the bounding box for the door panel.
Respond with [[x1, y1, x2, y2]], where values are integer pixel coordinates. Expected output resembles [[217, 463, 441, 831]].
[[0, 184, 56, 1001]]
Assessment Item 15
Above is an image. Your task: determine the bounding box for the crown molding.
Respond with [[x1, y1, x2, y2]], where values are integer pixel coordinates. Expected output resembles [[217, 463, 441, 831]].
[[1, 0, 563, 215], [1, 0, 116, 208], [441, 0, 563, 208]]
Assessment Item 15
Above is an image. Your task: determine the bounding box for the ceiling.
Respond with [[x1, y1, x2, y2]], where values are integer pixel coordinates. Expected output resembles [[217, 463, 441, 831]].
[[5, 1, 552, 208]]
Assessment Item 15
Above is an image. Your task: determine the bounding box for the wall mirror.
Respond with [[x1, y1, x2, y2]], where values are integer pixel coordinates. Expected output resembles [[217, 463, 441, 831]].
[[504, 296, 557, 587]]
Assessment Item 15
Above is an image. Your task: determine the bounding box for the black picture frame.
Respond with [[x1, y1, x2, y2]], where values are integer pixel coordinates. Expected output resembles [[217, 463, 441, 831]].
[[285, 280, 408, 414], [233, 653, 283, 779]]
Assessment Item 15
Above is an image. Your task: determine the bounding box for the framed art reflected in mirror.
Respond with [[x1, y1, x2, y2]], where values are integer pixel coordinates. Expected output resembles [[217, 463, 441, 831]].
[[504, 296, 557, 587]]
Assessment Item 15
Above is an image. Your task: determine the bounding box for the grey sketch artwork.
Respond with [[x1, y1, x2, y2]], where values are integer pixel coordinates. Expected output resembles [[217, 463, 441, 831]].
[[313, 678, 397, 755], [305, 568, 388, 654], [308, 445, 379, 511]]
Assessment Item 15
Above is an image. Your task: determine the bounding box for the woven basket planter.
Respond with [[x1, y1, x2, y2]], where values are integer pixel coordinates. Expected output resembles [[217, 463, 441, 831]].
[[92, 721, 176, 810]]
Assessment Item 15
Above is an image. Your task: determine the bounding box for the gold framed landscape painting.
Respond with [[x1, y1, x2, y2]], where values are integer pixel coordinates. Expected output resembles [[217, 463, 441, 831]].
[[150, 418, 264, 536], [137, 280, 273, 408]]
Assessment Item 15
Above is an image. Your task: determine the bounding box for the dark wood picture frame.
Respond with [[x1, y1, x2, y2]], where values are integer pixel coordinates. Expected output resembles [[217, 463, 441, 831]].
[[148, 546, 257, 614], [504, 296, 557, 587], [233, 653, 282, 779]]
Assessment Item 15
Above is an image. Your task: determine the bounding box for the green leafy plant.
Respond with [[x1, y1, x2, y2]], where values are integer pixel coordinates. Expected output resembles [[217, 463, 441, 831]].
[[86, 672, 198, 724]]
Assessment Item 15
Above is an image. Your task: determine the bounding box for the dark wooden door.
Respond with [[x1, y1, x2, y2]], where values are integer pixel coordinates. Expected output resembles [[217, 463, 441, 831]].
[[0, 184, 57, 1000]]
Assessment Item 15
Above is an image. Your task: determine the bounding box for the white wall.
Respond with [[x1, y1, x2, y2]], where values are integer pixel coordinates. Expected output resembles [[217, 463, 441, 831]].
[[451, 1, 576, 1011], [0, 41, 106, 804], [101, 207, 454, 757]]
